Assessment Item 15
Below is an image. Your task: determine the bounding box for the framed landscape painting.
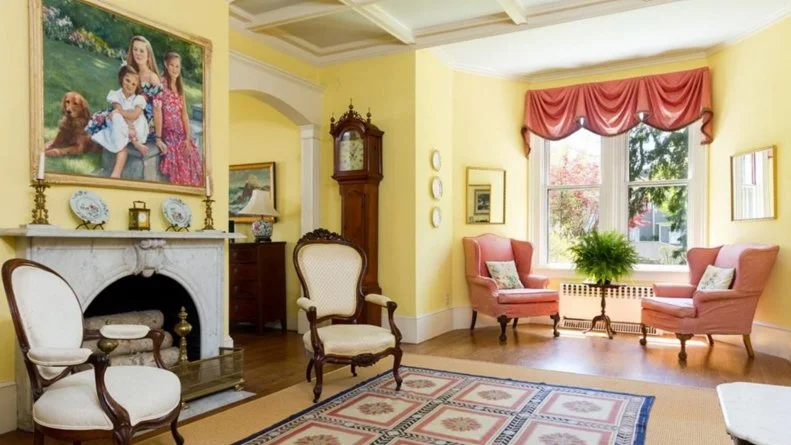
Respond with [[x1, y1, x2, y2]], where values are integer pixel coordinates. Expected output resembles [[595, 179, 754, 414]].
[[30, 0, 212, 194], [229, 162, 277, 223]]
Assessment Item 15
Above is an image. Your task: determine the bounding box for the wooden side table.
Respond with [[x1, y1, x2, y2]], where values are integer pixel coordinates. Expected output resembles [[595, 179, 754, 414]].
[[582, 282, 624, 339]]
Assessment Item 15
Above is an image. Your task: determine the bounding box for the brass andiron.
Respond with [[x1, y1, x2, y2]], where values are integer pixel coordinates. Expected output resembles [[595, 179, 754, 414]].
[[202, 197, 215, 231], [97, 338, 119, 355], [174, 306, 192, 364], [30, 179, 50, 225]]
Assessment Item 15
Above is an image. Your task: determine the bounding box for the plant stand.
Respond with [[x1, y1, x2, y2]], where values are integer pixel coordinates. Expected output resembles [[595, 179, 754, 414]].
[[582, 282, 624, 339]]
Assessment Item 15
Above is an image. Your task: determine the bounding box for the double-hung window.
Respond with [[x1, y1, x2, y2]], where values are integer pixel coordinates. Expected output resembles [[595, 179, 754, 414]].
[[531, 121, 706, 271]]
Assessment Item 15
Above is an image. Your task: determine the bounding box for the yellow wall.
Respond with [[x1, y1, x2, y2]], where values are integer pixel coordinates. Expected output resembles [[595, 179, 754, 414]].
[[451, 71, 530, 307], [229, 92, 301, 329], [414, 51, 454, 315], [230, 29, 320, 83], [709, 17, 791, 328], [0, 0, 229, 382], [319, 52, 418, 315]]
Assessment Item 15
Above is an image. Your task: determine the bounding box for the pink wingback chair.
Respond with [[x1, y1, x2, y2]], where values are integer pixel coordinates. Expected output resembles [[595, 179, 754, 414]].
[[641, 244, 779, 361], [463, 234, 560, 342]]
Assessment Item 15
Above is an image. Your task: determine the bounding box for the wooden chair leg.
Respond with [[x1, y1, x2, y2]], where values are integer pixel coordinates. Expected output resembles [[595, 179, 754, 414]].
[[33, 427, 44, 445], [512, 318, 519, 329], [113, 426, 133, 445], [676, 334, 693, 361], [351, 364, 357, 377], [171, 416, 185, 445], [639, 324, 648, 346], [312, 359, 324, 403], [393, 349, 403, 390], [306, 359, 314, 382], [707, 334, 715, 346], [551, 313, 560, 337], [470, 310, 477, 330], [743, 334, 755, 358], [497, 315, 508, 342]]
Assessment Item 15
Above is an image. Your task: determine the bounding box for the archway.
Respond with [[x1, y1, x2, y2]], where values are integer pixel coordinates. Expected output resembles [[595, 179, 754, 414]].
[[230, 51, 323, 236]]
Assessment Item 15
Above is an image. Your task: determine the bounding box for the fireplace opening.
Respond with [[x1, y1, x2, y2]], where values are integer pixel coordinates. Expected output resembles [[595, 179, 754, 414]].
[[85, 274, 201, 361]]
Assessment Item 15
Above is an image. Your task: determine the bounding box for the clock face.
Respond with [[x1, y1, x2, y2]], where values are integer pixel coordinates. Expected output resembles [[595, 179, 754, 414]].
[[338, 130, 364, 171]]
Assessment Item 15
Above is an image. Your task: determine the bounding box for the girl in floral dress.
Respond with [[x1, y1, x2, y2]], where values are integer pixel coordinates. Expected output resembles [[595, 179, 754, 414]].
[[159, 52, 203, 185]]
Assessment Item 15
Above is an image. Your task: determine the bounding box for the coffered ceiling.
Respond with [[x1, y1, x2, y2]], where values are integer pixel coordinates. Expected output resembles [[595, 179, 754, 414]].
[[229, 0, 685, 64], [229, 0, 791, 79]]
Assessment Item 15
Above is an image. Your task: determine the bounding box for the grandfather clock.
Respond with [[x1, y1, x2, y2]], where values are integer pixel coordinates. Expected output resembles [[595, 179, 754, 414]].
[[331, 102, 383, 326]]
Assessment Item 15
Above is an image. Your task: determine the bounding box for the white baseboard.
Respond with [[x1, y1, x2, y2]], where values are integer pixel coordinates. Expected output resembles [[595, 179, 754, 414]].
[[0, 381, 17, 434], [714, 321, 791, 361]]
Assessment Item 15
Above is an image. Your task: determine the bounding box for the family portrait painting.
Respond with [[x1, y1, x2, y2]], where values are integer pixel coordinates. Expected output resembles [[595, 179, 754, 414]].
[[32, 0, 211, 194]]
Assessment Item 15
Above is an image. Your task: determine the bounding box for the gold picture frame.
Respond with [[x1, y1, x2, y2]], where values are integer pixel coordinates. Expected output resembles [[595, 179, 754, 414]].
[[229, 162, 276, 223], [29, 0, 212, 195]]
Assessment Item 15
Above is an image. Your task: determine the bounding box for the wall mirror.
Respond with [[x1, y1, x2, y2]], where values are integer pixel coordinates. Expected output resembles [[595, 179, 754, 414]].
[[466, 167, 506, 224], [731, 146, 776, 221]]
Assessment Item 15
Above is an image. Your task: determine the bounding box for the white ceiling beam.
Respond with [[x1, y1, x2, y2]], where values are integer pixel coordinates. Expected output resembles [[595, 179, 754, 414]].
[[339, 0, 415, 44], [246, 2, 348, 31], [497, 0, 528, 25]]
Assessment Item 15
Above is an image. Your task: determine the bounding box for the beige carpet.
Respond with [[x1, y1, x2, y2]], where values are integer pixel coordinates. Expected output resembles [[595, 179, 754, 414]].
[[139, 354, 731, 445]]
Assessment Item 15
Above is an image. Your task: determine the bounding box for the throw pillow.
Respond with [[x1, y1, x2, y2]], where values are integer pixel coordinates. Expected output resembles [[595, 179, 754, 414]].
[[485, 261, 524, 289], [697, 265, 735, 290]]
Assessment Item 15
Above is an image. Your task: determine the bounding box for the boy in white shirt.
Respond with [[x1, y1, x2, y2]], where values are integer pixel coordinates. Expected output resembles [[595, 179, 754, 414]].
[[91, 65, 149, 178]]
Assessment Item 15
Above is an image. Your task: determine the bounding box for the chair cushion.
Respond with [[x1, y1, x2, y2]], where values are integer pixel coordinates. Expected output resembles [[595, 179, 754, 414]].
[[33, 366, 181, 430], [303, 324, 395, 356], [697, 265, 735, 290], [497, 288, 559, 304], [485, 261, 524, 289], [642, 297, 697, 318]]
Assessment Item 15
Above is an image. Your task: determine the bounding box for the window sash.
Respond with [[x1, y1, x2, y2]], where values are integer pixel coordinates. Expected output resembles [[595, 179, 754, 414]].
[[529, 122, 706, 271]]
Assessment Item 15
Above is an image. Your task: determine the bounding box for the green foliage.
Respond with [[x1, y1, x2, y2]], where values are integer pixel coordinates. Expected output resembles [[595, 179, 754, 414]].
[[628, 124, 689, 263], [43, 0, 203, 83], [568, 230, 639, 284]]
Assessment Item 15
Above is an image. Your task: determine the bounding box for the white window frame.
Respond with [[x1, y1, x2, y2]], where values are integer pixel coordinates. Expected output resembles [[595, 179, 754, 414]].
[[528, 121, 707, 281]]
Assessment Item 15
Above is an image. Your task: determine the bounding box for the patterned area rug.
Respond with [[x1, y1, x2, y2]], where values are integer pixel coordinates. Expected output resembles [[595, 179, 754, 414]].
[[233, 366, 654, 445]]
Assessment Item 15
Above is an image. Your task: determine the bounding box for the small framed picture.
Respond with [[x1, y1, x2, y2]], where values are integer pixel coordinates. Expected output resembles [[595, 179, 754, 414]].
[[229, 162, 276, 223], [474, 188, 491, 215]]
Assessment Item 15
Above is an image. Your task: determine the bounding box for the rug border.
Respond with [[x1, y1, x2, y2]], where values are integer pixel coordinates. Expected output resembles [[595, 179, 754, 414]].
[[231, 365, 656, 445]]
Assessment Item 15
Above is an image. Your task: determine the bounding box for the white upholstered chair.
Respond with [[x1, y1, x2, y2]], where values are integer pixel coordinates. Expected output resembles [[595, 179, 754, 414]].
[[294, 229, 403, 402], [2, 259, 183, 445]]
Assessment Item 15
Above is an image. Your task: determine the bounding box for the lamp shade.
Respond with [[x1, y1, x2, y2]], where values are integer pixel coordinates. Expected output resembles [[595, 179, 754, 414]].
[[238, 189, 279, 217]]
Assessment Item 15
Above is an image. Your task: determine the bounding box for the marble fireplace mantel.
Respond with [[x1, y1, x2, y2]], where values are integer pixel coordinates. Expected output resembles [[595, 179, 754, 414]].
[[1, 225, 244, 431]]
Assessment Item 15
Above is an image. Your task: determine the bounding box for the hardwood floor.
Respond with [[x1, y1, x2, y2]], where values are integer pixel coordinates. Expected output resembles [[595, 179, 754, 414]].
[[2, 323, 790, 444]]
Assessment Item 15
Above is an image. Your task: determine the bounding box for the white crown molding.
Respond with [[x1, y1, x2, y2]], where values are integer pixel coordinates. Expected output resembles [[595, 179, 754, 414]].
[[230, 17, 323, 66], [523, 50, 709, 84], [430, 48, 529, 83], [706, 3, 791, 57], [498, 0, 528, 25], [230, 50, 324, 92]]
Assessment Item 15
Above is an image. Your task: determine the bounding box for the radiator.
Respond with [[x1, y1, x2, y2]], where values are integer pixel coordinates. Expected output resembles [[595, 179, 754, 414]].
[[559, 282, 658, 335]]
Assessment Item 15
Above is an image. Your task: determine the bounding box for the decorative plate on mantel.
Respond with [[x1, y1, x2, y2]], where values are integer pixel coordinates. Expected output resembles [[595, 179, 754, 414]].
[[69, 190, 109, 224], [162, 197, 192, 229]]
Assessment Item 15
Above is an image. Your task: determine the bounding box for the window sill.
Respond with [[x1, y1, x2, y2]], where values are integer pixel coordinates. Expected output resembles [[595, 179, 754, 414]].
[[534, 264, 688, 284]]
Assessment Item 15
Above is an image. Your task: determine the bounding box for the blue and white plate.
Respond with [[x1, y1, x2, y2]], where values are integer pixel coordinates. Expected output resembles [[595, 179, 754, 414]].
[[162, 197, 192, 228], [69, 190, 109, 224]]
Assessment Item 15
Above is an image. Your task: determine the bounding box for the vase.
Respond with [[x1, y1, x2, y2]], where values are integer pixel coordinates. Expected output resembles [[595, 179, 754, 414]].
[[251, 219, 273, 242]]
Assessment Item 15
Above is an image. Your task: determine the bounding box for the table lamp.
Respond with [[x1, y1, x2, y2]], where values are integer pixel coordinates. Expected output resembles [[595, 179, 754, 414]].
[[238, 189, 279, 242]]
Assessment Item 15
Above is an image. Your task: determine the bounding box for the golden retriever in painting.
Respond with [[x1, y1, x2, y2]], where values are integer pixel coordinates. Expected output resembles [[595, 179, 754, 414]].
[[45, 91, 102, 157]]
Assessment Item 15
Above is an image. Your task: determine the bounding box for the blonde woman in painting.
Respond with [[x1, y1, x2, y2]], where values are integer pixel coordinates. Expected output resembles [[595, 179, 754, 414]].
[[159, 51, 203, 186], [125, 35, 166, 153]]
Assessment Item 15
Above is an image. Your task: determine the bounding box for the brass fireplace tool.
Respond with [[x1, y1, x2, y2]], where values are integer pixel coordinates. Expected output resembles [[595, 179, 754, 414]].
[[30, 179, 50, 225], [174, 306, 193, 364]]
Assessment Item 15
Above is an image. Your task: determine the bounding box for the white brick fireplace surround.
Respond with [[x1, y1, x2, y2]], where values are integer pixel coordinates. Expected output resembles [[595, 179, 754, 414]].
[[0, 225, 241, 432]]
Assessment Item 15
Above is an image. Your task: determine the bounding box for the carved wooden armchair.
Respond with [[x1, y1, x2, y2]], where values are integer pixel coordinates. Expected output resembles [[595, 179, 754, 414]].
[[2, 259, 183, 445], [294, 229, 403, 403]]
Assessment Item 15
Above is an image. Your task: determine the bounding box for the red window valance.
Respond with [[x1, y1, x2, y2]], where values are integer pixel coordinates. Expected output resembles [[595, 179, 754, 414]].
[[521, 67, 713, 155]]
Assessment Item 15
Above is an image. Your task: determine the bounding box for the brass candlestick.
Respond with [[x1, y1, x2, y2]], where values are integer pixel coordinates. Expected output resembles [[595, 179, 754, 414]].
[[174, 306, 192, 364], [30, 179, 50, 225], [202, 197, 215, 230]]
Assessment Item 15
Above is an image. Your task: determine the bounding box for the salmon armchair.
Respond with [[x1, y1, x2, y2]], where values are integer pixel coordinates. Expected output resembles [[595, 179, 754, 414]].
[[463, 234, 560, 342], [640, 244, 779, 361]]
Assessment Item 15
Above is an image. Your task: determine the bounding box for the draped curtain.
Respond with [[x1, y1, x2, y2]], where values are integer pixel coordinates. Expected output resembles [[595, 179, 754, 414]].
[[522, 67, 713, 155]]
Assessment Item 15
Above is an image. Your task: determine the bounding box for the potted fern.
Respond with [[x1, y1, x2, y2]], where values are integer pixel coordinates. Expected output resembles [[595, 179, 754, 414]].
[[568, 230, 639, 284]]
